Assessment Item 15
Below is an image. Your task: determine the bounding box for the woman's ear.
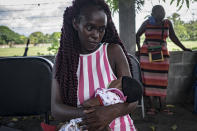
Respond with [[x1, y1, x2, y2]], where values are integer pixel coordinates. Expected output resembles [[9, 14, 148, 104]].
[[72, 18, 78, 30]]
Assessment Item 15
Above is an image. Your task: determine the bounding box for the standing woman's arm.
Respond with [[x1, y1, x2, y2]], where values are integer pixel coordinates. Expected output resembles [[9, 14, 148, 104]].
[[168, 20, 192, 51], [136, 20, 147, 51], [51, 65, 84, 121]]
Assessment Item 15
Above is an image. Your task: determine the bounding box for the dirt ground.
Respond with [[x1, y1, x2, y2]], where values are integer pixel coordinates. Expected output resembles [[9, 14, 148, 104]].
[[133, 104, 197, 131], [1, 102, 197, 131]]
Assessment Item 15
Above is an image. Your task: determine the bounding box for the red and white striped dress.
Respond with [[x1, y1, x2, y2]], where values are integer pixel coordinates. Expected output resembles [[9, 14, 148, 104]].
[[76, 43, 136, 131]]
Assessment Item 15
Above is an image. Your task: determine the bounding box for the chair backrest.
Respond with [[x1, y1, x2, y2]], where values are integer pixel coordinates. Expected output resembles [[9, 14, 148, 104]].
[[0, 56, 53, 116], [128, 54, 143, 88], [128, 54, 145, 118], [128, 54, 144, 99]]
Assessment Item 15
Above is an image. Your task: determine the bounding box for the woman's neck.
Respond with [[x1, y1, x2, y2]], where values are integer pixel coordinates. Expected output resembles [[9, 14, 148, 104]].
[[79, 43, 102, 54]]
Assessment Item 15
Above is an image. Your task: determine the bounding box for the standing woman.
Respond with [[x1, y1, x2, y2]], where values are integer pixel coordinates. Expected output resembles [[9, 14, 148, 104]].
[[50, 0, 138, 130], [136, 5, 191, 115]]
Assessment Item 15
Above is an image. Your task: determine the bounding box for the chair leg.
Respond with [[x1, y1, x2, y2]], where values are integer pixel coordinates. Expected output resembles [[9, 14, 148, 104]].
[[141, 96, 145, 118], [45, 112, 49, 124]]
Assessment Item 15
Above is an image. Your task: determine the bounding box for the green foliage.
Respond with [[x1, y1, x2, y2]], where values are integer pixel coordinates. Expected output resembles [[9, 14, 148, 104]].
[[168, 13, 197, 41], [0, 26, 27, 45], [29, 32, 44, 44], [0, 26, 60, 46], [29, 32, 54, 44], [47, 32, 61, 54], [175, 25, 190, 41], [105, 0, 145, 13], [136, 0, 145, 12], [47, 40, 59, 54], [185, 21, 197, 40], [106, 0, 195, 13], [45, 34, 51, 43], [169, 0, 197, 9], [106, 0, 119, 14], [50, 32, 61, 41]]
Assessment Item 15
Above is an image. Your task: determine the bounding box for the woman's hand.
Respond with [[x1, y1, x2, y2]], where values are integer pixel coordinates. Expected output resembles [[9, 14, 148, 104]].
[[108, 78, 122, 91], [82, 97, 100, 108], [81, 106, 115, 131]]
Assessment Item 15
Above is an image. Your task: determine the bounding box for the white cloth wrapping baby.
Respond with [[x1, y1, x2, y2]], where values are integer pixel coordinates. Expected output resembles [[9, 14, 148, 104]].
[[59, 118, 82, 131]]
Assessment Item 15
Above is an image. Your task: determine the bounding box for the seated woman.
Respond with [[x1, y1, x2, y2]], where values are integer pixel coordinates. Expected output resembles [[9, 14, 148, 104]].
[[49, 0, 139, 130]]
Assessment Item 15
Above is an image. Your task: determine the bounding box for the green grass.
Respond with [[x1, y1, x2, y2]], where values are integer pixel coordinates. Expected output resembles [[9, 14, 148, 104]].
[[0, 45, 54, 57], [167, 41, 197, 51]]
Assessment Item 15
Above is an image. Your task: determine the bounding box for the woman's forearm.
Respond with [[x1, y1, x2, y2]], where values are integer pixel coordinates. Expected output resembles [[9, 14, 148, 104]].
[[169, 20, 188, 51], [51, 103, 84, 121], [171, 38, 187, 50], [51, 76, 85, 122], [109, 101, 138, 119]]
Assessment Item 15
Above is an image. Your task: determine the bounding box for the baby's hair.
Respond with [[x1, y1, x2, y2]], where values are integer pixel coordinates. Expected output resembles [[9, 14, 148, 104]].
[[55, 0, 132, 107], [122, 76, 142, 103]]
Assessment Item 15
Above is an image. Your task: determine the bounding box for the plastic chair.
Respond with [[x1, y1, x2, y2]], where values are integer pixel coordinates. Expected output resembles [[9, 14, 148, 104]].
[[0, 56, 53, 124], [128, 54, 145, 118]]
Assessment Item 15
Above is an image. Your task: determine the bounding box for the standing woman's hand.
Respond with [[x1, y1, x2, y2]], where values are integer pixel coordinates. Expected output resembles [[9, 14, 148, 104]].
[[81, 106, 116, 131]]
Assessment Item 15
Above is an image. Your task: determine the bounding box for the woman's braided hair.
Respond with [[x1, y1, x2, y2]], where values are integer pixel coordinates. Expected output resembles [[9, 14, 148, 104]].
[[55, 0, 132, 107]]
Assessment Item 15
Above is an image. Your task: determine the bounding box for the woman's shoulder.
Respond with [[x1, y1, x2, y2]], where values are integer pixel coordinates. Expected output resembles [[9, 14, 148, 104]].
[[105, 43, 123, 73], [142, 19, 149, 26], [107, 43, 123, 53], [163, 19, 172, 27], [164, 19, 172, 24], [107, 43, 125, 61], [106, 43, 128, 75]]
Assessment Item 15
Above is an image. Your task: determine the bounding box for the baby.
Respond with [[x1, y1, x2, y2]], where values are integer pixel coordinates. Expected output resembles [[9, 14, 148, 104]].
[[59, 76, 142, 131]]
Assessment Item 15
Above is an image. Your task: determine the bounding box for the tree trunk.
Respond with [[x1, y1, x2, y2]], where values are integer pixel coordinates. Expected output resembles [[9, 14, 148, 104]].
[[119, 0, 136, 55]]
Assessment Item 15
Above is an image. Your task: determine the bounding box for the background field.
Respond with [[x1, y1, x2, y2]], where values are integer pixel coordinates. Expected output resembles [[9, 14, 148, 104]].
[[167, 41, 197, 51], [0, 41, 196, 57], [0, 44, 53, 57]]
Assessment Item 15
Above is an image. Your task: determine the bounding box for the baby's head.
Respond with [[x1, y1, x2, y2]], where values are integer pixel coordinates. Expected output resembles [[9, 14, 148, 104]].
[[109, 76, 142, 103], [122, 76, 142, 103]]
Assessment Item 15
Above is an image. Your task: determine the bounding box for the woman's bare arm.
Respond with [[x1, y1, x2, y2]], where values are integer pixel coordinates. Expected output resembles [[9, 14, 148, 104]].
[[136, 20, 147, 51], [107, 43, 138, 115], [51, 66, 84, 121], [168, 20, 191, 51]]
